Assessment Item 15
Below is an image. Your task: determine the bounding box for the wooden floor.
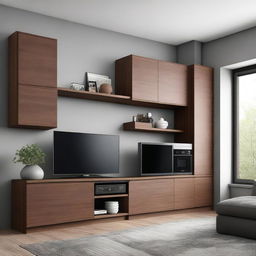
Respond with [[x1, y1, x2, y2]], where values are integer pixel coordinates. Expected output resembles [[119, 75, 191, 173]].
[[0, 208, 215, 256]]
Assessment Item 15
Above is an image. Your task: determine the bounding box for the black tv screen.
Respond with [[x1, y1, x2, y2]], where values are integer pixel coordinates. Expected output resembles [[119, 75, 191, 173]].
[[139, 143, 173, 175], [54, 131, 119, 175]]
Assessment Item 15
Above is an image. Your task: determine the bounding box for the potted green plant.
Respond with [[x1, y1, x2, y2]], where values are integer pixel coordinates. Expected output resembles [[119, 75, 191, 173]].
[[13, 144, 46, 179]]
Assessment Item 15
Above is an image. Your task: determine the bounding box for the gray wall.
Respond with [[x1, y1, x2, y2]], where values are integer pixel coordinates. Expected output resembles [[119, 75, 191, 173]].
[[177, 40, 202, 65], [0, 5, 176, 229], [202, 27, 256, 205]]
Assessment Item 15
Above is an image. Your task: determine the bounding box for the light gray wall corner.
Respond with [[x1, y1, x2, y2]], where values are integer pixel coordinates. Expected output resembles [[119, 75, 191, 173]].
[[176, 40, 202, 65], [0, 4, 177, 229], [202, 26, 256, 206]]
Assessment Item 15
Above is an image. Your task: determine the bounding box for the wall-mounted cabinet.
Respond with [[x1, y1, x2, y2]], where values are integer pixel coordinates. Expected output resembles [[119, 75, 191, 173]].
[[115, 55, 188, 106], [8, 31, 57, 129]]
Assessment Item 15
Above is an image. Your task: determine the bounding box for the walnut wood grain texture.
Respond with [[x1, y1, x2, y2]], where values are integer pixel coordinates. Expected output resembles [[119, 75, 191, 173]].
[[175, 65, 213, 177], [123, 121, 183, 133], [8, 32, 18, 127], [11, 180, 27, 233], [8, 31, 57, 129], [18, 84, 57, 128], [115, 55, 132, 97], [18, 32, 57, 87], [16, 175, 212, 184], [132, 55, 158, 102], [174, 178, 195, 210], [26, 182, 94, 228], [115, 55, 159, 102], [58, 88, 183, 109], [158, 61, 188, 106], [129, 179, 174, 215], [193, 65, 213, 175], [195, 177, 213, 207]]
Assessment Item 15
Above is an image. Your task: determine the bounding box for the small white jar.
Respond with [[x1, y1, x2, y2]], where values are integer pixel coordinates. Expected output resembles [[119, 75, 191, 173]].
[[155, 117, 168, 129]]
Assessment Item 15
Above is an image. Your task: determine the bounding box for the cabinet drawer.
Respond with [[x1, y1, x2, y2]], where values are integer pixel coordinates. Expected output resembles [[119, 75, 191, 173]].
[[18, 84, 57, 128], [26, 183, 94, 227]]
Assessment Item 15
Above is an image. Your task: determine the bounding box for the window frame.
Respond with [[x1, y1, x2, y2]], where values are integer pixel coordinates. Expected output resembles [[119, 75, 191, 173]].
[[233, 64, 256, 184]]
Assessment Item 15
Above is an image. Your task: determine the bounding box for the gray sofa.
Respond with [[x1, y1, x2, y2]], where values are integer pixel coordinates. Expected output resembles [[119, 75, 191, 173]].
[[216, 196, 256, 239]]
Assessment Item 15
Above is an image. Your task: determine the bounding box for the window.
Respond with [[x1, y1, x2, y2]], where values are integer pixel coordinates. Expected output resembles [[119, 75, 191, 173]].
[[233, 65, 256, 183]]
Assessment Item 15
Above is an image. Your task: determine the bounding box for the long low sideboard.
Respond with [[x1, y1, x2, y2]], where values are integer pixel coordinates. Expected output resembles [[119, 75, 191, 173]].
[[12, 175, 212, 233]]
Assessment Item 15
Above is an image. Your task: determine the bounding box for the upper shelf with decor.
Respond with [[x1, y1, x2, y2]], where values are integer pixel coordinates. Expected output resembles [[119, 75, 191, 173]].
[[58, 88, 186, 109]]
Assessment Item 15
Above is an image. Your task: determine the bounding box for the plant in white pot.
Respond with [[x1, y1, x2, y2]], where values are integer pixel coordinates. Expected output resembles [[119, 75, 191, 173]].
[[13, 144, 46, 180]]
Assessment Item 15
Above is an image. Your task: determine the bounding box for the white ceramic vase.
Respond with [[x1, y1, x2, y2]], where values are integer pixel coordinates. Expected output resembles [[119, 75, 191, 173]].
[[155, 117, 168, 129], [20, 165, 44, 180]]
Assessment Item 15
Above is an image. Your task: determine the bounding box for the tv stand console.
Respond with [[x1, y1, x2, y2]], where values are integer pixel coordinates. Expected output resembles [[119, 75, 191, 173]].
[[12, 175, 212, 233]]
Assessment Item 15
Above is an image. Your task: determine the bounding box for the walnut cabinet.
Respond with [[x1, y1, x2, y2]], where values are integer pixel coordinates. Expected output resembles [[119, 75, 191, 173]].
[[115, 55, 187, 106], [12, 176, 212, 233], [8, 31, 57, 129]]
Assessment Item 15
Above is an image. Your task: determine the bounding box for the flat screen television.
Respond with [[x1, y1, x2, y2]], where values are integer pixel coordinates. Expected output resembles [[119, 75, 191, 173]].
[[139, 142, 173, 176], [54, 131, 119, 176]]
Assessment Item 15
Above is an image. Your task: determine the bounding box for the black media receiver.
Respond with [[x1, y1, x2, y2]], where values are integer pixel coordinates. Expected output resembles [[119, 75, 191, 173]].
[[95, 183, 127, 195]]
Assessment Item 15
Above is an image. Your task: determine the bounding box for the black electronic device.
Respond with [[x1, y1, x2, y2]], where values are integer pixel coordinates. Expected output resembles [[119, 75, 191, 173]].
[[53, 131, 119, 176], [95, 183, 127, 195], [139, 142, 193, 176]]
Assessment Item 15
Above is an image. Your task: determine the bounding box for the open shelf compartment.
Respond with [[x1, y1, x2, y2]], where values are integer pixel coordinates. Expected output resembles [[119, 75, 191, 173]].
[[94, 196, 129, 219]]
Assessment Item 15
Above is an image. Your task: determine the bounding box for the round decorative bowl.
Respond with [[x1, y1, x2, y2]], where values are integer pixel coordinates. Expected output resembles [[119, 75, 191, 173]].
[[155, 118, 168, 129]]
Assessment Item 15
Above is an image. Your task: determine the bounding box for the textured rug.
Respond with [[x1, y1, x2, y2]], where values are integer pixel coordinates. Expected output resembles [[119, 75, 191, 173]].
[[21, 217, 256, 256]]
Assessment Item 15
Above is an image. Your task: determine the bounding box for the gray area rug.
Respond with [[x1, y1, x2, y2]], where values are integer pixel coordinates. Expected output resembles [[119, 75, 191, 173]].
[[21, 217, 256, 256]]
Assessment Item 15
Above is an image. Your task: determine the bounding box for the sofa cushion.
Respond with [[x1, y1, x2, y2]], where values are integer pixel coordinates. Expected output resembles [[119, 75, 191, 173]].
[[216, 196, 256, 220]]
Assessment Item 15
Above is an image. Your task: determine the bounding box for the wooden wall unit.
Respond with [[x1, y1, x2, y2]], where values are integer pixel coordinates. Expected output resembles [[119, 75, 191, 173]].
[[115, 55, 188, 106], [8, 31, 57, 129], [12, 175, 212, 233], [175, 65, 213, 176]]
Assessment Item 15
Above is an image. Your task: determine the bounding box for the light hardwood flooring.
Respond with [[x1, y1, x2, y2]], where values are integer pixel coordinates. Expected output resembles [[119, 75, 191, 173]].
[[0, 208, 215, 256]]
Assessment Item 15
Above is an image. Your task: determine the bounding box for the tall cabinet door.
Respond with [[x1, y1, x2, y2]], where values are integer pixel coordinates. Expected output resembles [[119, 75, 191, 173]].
[[129, 179, 174, 215], [193, 65, 213, 175], [26, 182, 94, 227], [132, 56, 158, 102], [158, 61, 187, 106]]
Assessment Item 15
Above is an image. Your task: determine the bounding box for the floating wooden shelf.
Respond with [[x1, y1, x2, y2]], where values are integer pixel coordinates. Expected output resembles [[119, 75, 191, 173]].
[[58, 88, 185, 109], [123, 122, 184, 133], [94, 194, 128, 199], [94, 212, 128, 219], [58, 87, 130, 103]]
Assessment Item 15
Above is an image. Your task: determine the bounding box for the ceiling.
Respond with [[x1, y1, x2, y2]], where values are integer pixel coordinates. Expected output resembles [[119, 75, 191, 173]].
[[1, 0, 256, 45]]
